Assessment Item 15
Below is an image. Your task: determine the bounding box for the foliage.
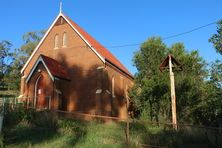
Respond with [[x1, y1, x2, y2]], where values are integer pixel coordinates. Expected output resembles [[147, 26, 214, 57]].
[[0, 41, 12, 87], [132, 37, 169, 123], [21, 30, 45, 56], [131, 37, 222, 126], [192, 61, 222, 126], [29, 110, 58, 131], [3, 118, 222, 148], [3, 104, 26, 128], [209, 20, 222, 55], [0, 134, 3, 148], [0, 30, 45, 92], [209, 60, 222, 88]]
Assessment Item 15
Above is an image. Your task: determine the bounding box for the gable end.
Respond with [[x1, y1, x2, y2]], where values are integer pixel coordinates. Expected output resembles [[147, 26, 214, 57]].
[[21, 12, 105, 74]]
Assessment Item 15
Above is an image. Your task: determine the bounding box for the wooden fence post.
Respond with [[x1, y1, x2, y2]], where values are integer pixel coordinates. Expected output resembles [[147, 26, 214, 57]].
[[126, 119, 130, 144]]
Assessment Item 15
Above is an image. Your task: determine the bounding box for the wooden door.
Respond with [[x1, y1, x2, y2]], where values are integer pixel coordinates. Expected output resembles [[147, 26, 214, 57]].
[[36, 75, 47, 109]]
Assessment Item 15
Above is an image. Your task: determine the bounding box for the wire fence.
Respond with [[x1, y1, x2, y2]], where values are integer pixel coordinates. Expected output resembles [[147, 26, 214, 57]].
[[56, 110, 222, 148], [1, 97, 222, 147]]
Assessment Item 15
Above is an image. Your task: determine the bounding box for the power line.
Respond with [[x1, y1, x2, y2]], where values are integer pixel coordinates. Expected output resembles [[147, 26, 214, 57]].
[[162, 21, 218, 40], [104, 19, 220, 49]]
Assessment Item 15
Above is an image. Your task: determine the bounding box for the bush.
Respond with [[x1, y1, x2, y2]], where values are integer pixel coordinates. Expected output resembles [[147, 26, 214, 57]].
[[3, 104, 25, 128], [0, 134, 4, 148], [23, 108, 36, 123], [29, 111, 58, 131]]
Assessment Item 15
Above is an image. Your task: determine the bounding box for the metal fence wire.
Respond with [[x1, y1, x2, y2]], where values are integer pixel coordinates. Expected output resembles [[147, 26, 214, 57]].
[[1, 97, 222, 148]]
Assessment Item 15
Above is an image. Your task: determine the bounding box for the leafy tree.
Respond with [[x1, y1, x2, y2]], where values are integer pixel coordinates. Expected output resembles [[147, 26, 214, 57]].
[[131, 37, 208, 124], [210, 60, 222, 88], [3, 30, 45, 91], [21, 30, 45, 56], [0, 41, 12, 87], [132, 37, 169, 122], [3, 49, 23, 90], [209, 20, 222, 55], [193, 61, 222, 126]]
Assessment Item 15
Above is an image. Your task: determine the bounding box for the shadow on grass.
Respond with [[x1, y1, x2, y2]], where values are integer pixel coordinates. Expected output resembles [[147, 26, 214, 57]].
[[58, 119, 87, 146], [128, 121, 222, 148], [3, 119, 88, 147], [4, 125, 57, 146]]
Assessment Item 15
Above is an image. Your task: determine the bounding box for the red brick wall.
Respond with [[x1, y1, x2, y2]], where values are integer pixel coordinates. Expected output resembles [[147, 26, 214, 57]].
[[22, 16, 134, 119]]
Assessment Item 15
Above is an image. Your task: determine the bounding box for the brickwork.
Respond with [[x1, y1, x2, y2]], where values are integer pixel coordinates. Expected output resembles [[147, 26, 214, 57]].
[[21, 15, 134, 119]]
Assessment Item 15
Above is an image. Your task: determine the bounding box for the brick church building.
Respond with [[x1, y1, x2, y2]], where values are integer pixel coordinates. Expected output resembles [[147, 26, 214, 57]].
[[20, 11, 134, 119]]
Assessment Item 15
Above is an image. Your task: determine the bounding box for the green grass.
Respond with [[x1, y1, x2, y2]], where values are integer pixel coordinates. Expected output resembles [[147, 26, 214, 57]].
[[3, 119, 128, 148], [0, 90, 19, 98], [2, 116, 222, 148]]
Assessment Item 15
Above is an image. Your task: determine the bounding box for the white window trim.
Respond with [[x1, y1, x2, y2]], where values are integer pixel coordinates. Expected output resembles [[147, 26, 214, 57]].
[[54, 34, 59, 49], [62, 32, 67, 48]]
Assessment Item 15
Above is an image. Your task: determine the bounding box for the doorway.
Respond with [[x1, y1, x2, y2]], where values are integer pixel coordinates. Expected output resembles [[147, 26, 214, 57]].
[[35, 75, 47, 109]]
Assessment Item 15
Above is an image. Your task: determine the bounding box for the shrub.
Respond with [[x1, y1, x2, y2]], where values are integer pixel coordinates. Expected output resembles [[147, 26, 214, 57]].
[[3, 104, 25, 128], [0, 134, 4, 148], [23, 108, 36, 123], [30, 111, 58, 131]]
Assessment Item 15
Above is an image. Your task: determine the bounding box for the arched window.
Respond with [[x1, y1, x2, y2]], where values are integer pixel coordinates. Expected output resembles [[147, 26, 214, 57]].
[[54, 34, 59, 49], [63, 32, 67, 47]]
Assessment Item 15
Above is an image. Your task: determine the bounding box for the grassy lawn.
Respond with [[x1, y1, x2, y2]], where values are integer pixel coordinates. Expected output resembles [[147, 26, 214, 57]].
[[3, 119, 128, 148], [2, 109, 222, 148]]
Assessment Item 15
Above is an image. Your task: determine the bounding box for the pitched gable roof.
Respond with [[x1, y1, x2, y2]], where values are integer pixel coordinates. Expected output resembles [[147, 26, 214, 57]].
[[26, 54, 70, 83], [41, 55, 70, 80], [65, 15, 133, 78], [21, 12, 133, 78]]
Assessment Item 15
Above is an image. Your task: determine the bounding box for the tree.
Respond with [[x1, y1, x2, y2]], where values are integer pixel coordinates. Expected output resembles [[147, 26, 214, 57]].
[[132, 37, 169, 122], [209, 20, 222, 55], [210, 60, 222, 88], [0, 41, 12, 87], [131, 37, 208, 124], [3, 30, 45, 91], [193, 61, 222, 126], [21, 30, 45, 56]]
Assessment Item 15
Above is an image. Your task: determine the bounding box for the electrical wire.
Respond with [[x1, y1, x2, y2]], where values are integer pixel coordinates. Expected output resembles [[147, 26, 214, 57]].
[[103, 19, 220, 49], [162, 21, 218, 40]]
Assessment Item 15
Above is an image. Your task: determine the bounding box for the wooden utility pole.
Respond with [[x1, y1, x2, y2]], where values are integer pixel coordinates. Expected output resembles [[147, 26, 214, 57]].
[[160, 55, 182, 130], [169, 56, 177, 130]]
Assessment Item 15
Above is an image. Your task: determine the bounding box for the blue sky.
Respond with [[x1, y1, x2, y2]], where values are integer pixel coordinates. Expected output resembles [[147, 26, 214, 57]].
[[0, 0, 221, 74]]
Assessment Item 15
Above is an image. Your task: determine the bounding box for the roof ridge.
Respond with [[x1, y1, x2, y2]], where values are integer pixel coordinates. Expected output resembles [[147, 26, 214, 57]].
[[21, 12, 133, 78], [64, 14, 133, 78]]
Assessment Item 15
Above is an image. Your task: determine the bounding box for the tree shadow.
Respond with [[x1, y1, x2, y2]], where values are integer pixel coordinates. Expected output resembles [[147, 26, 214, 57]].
[[51, 52, 129, 146], [16, 50, 130, 146], [4, 123, 57, 146], [56, 53, 127, 120]]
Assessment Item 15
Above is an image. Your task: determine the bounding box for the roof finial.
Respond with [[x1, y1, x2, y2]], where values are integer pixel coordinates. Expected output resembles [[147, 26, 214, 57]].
[[60, 0, 62, 13]]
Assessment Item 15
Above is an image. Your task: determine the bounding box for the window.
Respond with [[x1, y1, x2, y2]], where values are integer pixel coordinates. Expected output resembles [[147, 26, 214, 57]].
[[125, 85, 128, 98], [112, 76, 115, 98], [120, 76, 124, 93], [54, 34, 59, 49], [63, 32, 67, 47]]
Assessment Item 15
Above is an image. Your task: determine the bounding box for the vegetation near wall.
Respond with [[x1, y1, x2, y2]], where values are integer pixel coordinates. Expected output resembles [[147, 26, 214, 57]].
[[1, 107, 222, 148]]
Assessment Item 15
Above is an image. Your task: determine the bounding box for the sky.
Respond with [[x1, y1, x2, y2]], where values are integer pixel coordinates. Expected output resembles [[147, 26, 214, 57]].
[[0, 0, 221, 74]]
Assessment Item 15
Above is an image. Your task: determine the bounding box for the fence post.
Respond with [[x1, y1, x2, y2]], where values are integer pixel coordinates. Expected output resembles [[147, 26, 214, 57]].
[[48, 96, 51, 110], [126, 119, 130, 144], [0, 98, 5, 133]]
